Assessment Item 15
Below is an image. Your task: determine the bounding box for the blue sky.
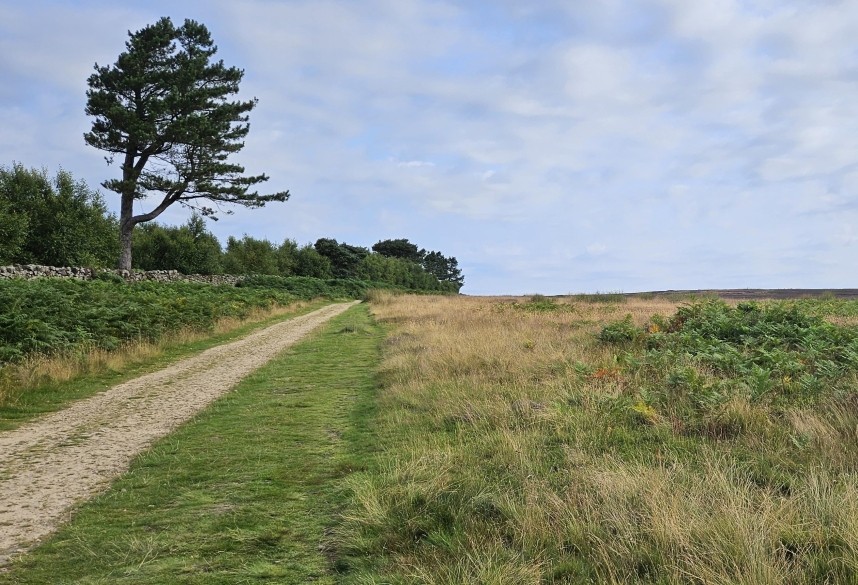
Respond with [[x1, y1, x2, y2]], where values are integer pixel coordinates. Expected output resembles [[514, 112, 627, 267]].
[[2, 0, 857, 294]]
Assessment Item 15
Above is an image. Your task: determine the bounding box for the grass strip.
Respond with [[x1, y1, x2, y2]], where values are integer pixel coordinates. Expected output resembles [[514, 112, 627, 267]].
[[0, 300, 328, 431], [0, 304, 382, 584]]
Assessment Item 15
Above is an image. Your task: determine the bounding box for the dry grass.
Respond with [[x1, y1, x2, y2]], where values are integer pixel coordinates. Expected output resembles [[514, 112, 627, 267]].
[[823, 315, 858, 327], [338, 294, 858, 584]]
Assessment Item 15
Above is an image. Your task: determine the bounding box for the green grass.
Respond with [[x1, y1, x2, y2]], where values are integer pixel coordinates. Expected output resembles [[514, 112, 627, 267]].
[[0, 301, 328, 432], [0, 304, 383, 584]]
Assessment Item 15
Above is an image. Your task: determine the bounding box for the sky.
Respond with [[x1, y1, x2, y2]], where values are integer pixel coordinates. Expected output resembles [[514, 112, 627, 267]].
[[2, 0, 857, 295]]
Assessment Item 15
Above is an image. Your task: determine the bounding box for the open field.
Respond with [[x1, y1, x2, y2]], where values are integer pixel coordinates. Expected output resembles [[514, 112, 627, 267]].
[[338, 292, 858, 583], [1, 291, 857, 583]]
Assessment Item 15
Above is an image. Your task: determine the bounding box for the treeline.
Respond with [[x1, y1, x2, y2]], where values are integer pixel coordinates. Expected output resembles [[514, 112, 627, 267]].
[[135, 221, 463, 292], [1, 164, 463, 292], [0, 164, 119, 267]]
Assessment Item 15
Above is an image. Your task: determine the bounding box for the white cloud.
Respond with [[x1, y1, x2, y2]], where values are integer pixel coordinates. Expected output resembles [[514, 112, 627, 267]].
[[586, 243, 608, 256], [396, 160, 436, 168], [2, 0, 858, 293]]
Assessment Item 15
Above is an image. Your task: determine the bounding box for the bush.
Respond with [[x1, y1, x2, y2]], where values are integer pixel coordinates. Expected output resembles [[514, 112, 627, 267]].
[[0, 279, 299, 365], [600, 300, 858, 435], [598, 315, 640, 343], [239, 274, 396, 300]]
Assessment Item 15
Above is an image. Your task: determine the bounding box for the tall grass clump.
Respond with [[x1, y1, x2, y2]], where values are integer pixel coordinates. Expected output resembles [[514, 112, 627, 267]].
[[572, 291, 627, 304], [334, 294, 858, 583]]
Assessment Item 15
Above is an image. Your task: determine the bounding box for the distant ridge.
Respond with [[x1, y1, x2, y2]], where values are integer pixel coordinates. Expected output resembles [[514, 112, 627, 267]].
[[627, 289, 858, 300]]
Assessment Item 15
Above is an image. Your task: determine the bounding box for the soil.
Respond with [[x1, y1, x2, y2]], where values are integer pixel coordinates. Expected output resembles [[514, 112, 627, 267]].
[[0, 301, 359, 564]]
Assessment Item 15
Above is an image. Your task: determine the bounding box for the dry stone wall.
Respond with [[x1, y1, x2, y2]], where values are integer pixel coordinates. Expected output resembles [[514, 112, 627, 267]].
[[0, 264, 242, 286]]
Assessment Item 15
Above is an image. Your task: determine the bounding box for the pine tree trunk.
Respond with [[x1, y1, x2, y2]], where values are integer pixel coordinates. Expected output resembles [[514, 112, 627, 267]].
[[118, 223, 133, 270], [117, 192, 134, 270]]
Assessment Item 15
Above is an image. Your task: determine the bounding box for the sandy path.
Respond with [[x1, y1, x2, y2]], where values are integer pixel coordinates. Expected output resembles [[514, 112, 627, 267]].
[[0, 301, 359, 563]]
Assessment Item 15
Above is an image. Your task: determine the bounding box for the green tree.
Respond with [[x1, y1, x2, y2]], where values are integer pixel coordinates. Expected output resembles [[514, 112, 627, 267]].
[[222, 235, 279, 275], [0, 198, 28, 264], [133, 214, 223, 274], [275, 239, 300, 276], [314, 238, 369, 279], [84, 17, 289, 270], [294, 245, 332, 278], [372, 238, 423, 263], [0, 164, 119, 266], [356, 254, 400, 283], [181, 214, 224, 274], [423, 250, 465, 292]]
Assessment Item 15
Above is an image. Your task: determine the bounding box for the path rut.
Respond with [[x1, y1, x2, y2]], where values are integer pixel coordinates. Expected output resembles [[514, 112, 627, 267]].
[[0, 301, 359, 563]]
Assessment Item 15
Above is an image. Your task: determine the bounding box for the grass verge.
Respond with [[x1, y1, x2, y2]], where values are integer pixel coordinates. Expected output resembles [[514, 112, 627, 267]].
[[0, 304, 382, 584], [0, 300, 329, 432]]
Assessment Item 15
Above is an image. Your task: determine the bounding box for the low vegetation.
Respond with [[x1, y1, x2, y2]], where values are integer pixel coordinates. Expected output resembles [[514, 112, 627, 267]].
[[1, 306, 382, 584], [335, 293, 858, 584], [6, 289, 855, 582], [239, 273, 453, 297], [0, 276, 411, 371], [0, 276, 376, 409], [0, 278, 297, 366], [603, 299, 858, 437]]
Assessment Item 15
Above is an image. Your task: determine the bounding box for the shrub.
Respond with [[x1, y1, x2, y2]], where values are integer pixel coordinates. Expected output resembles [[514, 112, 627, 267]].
[[598, 315, 640, 343], [0, 279, 297, 365], [601, 300, 858, 435]]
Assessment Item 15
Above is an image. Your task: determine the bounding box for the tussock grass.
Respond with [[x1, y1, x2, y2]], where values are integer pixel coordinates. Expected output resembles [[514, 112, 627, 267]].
[[363, 288, 401, 305], [339, 295, 858, 583]]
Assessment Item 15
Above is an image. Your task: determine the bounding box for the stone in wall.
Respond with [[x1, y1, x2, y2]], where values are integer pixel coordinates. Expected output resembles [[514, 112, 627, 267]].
[[0, 264, 243, 286]]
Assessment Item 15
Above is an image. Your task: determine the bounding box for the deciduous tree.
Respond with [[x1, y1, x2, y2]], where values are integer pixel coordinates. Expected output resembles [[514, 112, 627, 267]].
[[133, 214, 223, 274], [222, 235, 280, 275], [0, 164, 118, 266]]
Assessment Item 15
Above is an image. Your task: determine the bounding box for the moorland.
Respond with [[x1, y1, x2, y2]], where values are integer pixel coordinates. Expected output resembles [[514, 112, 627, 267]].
[[1, 285, 857, 583]]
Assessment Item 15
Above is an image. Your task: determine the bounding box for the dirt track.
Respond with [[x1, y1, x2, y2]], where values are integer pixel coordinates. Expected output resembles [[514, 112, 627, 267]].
[[0, 301, 358, 563]]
